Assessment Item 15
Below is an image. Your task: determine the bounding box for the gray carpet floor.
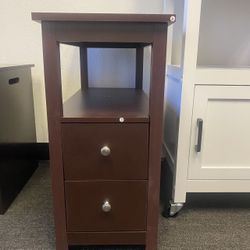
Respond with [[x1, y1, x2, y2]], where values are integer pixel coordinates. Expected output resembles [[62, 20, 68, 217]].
[[1, 163, 250, 250]]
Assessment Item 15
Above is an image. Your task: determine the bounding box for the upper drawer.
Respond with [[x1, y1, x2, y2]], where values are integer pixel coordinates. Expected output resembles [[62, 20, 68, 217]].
[[61, 123, 148, 180]]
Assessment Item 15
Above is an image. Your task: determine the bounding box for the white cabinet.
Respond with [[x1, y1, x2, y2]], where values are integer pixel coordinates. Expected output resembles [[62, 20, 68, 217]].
[[162, 0, 250, 215], [189, 85, 250, 180]]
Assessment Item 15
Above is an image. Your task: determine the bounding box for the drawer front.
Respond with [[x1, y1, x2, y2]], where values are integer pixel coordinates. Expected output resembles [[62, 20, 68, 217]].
[[62, 123, 148, 180], [65, 181, 147, 232]]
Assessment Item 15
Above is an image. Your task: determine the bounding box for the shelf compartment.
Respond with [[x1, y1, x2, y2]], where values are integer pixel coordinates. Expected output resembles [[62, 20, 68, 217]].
[[62, 88, 149, 123], [197, 0, 250, 68]]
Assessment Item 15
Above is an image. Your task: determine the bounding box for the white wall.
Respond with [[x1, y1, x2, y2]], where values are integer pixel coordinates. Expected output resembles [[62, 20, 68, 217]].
[[0, 0, 164, 142]]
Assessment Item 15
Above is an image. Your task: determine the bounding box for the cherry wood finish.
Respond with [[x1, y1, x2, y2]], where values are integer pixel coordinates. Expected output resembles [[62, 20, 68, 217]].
[[32, 13, 174, 23], [79, 47, 88, 90], [62, 123, 148, 180], [62, 42, 149, 48], [135, 46, 144, 89], [49, 22, 157, 44], [62, 88, 149, 123], [34, 13, 174, 250], [65, 180, 147, 231], [41, 22, 68, 249], [146, 24, 168, 249]]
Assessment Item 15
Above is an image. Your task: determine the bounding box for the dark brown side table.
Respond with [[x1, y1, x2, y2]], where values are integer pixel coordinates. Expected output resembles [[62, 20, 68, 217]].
[[32, 13, 175, 250]]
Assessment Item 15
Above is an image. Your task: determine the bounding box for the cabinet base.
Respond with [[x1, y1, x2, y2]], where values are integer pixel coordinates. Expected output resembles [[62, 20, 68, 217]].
[[69, 246, 145, 250], [68, 231, 146, 246]]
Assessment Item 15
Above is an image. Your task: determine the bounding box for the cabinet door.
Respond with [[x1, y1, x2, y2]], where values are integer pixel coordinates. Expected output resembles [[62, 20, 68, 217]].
[[188, 85, 250, 180]]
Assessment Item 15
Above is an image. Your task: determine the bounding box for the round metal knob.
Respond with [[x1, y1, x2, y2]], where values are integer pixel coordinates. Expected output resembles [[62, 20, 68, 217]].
[[102, 200, 112, 212], [119, 117, 125, 123], [100, 146, 111, 156]]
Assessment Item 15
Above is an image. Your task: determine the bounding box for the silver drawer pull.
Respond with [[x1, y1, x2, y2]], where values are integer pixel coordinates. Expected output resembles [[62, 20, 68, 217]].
[[102, 200, 111, 212], [195, 118, 203, 153], [100, 146, 111, 156]]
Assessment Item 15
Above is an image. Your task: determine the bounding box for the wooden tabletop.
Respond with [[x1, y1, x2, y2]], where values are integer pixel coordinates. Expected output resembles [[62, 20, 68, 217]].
[[31, 13, 175, 24]]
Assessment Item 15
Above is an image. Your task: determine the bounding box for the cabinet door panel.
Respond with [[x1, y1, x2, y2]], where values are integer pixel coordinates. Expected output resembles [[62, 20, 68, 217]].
[[189, 85, 250, 180]]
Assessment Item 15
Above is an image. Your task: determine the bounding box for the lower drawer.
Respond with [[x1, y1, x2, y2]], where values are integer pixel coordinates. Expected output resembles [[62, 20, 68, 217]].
[[65, 181, 147, 232]]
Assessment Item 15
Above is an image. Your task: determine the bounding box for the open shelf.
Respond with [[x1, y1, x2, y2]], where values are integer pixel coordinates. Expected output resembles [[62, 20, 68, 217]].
[[197, 0, 250, 68], [166, 0, 250, 69], [62, 88, 149, 123]]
